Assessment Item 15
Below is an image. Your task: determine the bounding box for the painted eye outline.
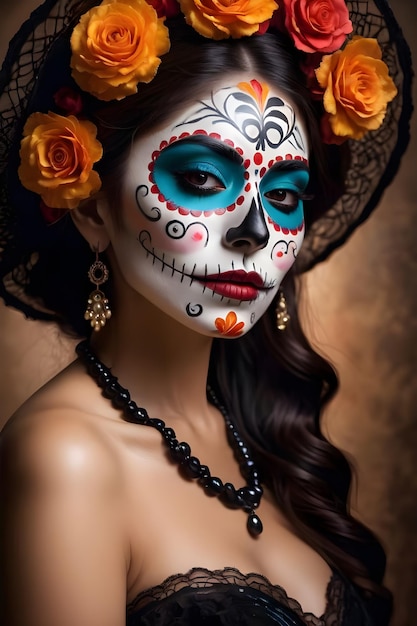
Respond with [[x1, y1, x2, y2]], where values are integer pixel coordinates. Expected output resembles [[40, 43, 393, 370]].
[[259, 164, 309, 228], [263, 188, 304, 214], [260, 166, 309, 215], [153, 142, 244, 211], [174, 164, 227, 196]]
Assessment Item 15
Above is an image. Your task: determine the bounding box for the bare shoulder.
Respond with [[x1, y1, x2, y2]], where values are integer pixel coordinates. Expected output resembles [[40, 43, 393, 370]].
[[0, 362, 128, 626], [0, 359, 123, 494]]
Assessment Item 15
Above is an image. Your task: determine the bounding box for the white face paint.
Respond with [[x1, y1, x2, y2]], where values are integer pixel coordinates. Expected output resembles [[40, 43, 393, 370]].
[[106, 77, 309, 337]]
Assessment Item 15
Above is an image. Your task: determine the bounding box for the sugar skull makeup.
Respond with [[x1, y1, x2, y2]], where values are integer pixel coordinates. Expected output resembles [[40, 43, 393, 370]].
[[105, 77, 309, 337]]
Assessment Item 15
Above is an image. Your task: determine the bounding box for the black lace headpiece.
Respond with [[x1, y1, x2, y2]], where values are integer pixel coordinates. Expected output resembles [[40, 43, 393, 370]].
[[0, 0, 413, 322]]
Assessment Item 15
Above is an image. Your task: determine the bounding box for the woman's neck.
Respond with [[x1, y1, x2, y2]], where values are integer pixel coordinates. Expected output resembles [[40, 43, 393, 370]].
[[90, 287, 214, 426]]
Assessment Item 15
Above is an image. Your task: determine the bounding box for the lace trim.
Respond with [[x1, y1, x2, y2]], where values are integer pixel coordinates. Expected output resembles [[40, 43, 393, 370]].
[[126, 566, 345, 625]]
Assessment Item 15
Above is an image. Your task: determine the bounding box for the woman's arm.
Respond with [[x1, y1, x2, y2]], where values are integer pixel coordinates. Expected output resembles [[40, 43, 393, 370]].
[[0, 409, 129, 626]]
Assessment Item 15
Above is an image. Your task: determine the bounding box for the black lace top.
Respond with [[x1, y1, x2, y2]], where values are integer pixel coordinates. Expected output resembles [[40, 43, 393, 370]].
[[126, 567, 388, 626]]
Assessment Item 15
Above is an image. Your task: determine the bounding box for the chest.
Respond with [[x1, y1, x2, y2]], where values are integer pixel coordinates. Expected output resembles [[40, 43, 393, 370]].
[[118, 438, 332, 618]]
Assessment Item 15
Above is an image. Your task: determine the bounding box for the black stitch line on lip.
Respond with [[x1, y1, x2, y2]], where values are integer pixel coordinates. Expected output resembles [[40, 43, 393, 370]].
[[189, 263, 197, 287], [201, 264, 207, 294]]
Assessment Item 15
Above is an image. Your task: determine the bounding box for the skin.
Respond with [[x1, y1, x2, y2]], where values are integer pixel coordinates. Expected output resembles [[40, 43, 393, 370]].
[[0, 75, 331, 626]]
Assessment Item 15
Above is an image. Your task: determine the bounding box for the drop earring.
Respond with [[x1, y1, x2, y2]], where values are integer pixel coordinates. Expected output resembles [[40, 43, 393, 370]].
[[276, 290, 290, 331], [84, 249, 112, 332]]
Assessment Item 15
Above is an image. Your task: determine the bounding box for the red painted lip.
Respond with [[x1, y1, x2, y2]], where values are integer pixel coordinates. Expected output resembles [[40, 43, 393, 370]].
[[202, 270, 265, 288], [195, 271, 268, 301]]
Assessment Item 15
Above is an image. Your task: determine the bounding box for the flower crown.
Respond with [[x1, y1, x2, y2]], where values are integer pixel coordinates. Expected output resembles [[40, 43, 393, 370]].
[[18, 0, 398, 216]]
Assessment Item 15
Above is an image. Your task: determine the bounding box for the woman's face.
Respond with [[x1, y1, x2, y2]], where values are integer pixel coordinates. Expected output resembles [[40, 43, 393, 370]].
[[103, 76, 309, 337]]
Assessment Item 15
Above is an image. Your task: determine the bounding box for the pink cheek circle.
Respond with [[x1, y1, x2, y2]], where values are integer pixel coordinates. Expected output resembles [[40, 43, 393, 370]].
[[163, 223, 208, 254], [272, 241, 298, 272], [273, 255, 295, 272]]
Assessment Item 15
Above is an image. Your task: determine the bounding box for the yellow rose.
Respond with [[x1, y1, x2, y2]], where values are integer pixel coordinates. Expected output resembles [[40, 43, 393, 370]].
[[179, 0, 278, 40], [18, 112, 103, 210], [315, 36, 398, 140], [70, 0, 170, 101]]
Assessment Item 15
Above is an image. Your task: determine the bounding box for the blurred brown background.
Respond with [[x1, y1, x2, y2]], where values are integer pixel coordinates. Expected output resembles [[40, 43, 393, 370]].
[[0, 2, 416, 624]]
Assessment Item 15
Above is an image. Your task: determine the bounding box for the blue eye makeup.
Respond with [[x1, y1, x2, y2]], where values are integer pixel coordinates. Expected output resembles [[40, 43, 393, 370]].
[[260, 164, 309, 229], [152, 137, 309, 227], [153, 139, 244, 212], [175, 163, 226, 193]]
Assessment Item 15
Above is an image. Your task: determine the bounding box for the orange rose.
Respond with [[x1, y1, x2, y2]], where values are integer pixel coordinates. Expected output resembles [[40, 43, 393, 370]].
[[18, 112, 103, 209], [179, 0, 278, 39], [315, 37, 398, 140], [70, 0, 170, 101]]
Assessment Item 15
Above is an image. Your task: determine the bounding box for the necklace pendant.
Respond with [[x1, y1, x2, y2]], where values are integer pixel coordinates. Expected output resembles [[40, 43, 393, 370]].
[[247, 511, 263, 537]]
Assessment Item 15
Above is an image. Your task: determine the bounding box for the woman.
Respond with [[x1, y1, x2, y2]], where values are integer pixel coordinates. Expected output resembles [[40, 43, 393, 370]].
[[0, 1, 412, 625]]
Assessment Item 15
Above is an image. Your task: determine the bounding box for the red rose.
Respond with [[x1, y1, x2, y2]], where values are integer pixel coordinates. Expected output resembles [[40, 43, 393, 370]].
[[40, 201, 69, 224], [257, 19, 271, 35], [148, 0, 181, 18], [283, 0, 352, 53], [53, 87, 84, 116], [320, 114, 348, 145], [268, 5, 286, 33], [300, 52, 324, 99]]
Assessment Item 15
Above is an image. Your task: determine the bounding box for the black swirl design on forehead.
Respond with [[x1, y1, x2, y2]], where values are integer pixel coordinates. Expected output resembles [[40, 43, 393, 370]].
[[175, 81, 306, 153]]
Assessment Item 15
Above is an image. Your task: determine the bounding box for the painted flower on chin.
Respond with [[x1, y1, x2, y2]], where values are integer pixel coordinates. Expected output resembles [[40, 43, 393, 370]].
[[316, 37, 398, 140], [70, 0, 170, 101], [178, 0, 278, 39], [282, 0, 352, 53], [18, 112, 103, 209], [215, 311, 245, 337]]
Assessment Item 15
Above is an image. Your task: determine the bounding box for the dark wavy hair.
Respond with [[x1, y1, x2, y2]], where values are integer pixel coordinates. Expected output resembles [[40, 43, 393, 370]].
[[13, 18, 390, 614]]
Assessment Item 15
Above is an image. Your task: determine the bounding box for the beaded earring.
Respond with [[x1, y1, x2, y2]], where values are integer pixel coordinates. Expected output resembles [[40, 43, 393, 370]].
[[276, 291, 290, 331], [84, 249, 112, 332]]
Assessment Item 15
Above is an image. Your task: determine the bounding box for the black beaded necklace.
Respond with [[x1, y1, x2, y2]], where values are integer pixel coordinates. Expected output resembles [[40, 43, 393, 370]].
[[76, 340, 264, 537]]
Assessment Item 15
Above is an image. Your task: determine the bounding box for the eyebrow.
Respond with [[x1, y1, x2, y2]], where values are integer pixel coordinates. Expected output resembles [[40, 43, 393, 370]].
[[268, 160, 310, 175], [163, 135, 244, 165]]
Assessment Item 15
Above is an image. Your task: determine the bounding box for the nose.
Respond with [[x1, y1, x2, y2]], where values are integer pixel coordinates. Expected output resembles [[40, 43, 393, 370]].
[[224, 195, 269, 253]]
